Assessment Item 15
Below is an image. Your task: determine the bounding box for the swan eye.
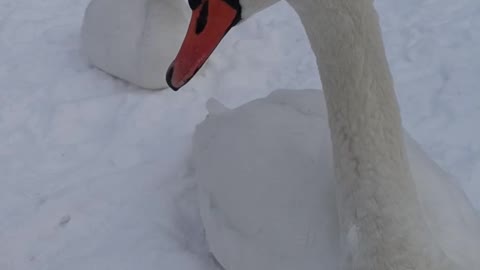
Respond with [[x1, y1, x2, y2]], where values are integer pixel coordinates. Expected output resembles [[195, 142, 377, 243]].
[[188, 0, 202, 10]]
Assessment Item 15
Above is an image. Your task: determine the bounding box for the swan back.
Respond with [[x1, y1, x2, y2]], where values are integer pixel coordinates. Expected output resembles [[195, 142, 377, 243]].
[[193, 90, 339, 270], [406, 135, 480, 268], [82, 0, 189, 89], [193, 90, 480, 270]]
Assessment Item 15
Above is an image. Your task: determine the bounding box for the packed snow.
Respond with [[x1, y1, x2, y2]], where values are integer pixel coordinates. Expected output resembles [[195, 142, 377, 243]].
[[1, 0, 479, 269]]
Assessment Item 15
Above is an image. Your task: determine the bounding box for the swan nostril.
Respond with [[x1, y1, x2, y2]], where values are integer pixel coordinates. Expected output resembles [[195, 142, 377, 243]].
[[195, 1, 209, 34], [166, 64, 179, 91]]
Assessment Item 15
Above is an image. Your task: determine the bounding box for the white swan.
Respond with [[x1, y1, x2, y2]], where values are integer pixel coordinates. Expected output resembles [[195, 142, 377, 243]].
[[167, 0, 480, 269], [81, 0, 189, 89]]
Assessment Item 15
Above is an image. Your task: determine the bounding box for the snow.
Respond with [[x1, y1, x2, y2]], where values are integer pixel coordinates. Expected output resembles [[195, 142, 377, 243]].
[[0, 0, 479, 269]]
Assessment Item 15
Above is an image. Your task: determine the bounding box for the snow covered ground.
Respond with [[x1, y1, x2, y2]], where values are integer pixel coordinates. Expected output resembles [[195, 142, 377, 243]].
[[1, 0, 479, 269]]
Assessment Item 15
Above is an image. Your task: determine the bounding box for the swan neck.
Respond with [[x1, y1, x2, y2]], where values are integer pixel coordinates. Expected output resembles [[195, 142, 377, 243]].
[[289, 0, 451, 268]]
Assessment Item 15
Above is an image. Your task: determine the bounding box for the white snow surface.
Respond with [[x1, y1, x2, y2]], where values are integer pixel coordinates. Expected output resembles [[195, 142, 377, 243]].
[[1, 0, 479, 269]]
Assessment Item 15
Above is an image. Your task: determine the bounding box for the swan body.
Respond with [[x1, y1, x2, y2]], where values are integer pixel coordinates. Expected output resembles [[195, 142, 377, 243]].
[[81, 0, 189, 89], [164, 0, 480, 268], [194, 90, 480, 270]]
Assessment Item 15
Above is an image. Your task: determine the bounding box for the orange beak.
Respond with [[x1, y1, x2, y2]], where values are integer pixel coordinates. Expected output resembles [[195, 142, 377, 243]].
[[166, 0, 241, 91]]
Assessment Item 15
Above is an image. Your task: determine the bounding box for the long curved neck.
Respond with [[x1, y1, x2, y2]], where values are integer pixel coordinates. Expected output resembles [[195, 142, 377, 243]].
[[287, 0, 452, 268]]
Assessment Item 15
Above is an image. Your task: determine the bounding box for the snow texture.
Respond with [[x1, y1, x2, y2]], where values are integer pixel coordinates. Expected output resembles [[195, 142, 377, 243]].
[[0, 0, 479, 269]]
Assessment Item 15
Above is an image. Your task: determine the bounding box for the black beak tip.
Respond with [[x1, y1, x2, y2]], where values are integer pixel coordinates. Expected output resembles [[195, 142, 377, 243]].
[[166, 64, 180, 91]]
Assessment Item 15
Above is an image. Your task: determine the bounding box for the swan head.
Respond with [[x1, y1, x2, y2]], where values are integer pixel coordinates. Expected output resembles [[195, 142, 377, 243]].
[[166, 0, 278, 90]]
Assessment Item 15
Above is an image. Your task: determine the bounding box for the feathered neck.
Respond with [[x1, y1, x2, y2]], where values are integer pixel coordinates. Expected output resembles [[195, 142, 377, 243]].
[[287, 0, 453, 268]]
